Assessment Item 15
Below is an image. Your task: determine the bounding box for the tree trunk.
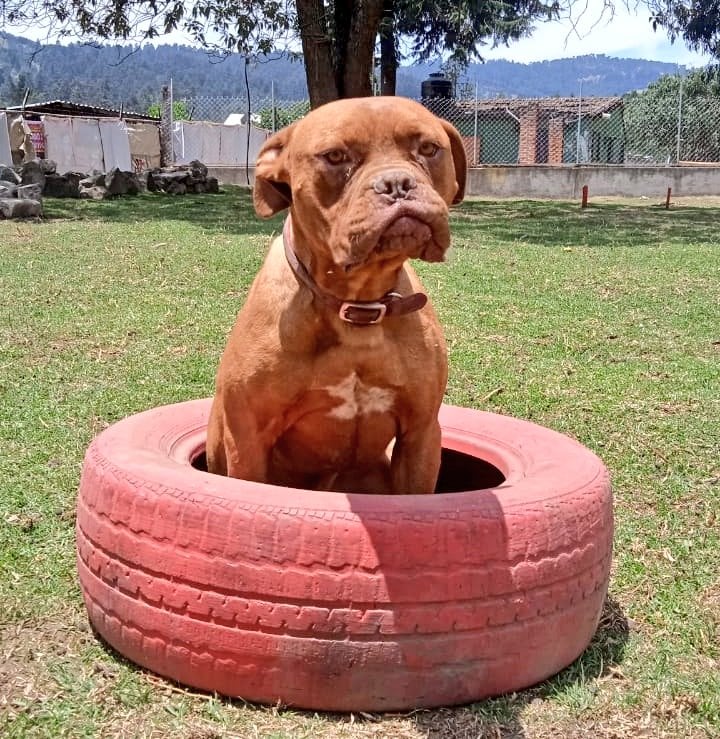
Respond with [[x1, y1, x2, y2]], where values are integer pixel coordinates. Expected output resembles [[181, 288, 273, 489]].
[[343, 0, 384, 98], [333, 1, 353, 96], [298, 0, 384, 106], [296, 0, 339, 108], [379, 0, 397, 96]]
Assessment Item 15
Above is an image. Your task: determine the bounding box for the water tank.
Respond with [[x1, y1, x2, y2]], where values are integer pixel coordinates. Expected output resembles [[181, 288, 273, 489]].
[[421, 72, 453, 100]]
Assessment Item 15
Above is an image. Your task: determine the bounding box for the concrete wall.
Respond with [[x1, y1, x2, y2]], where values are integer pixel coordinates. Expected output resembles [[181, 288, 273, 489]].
[[469, 165, 720, 198], [207, 165, 256, 187], [210, 164, 720, 199]]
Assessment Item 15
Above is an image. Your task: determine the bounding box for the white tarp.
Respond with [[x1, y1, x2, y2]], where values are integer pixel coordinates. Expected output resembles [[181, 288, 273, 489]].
[[43, 115, 104, 173], [219, 125, 244, 166], [0, 113, 12, 166], [43, 116, 75, 173], [201, 123, 222, 164], [172, 121, 202, 163], [126, 122, 161, 170], [173, 121, 268, 166], [71, 118, 104, 172], [43, 115, 135, 173], [99, 119, 132, 171]]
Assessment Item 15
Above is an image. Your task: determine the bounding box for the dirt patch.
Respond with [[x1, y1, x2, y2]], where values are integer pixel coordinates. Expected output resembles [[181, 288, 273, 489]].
[[590, 196, 720, 208], [0, 611, 93, 715], [0, 594, 712, 738], [700, 580, 720, 652]]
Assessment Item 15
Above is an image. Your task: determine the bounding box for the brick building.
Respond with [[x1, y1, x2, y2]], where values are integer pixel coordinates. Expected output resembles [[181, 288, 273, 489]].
[[432, 96, 625, 166]]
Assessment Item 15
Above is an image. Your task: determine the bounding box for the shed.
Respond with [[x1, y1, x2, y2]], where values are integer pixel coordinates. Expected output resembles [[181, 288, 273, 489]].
[[3, 99, 161, 172], [5, 100, 158, 122], [434, 96, 624, 165]]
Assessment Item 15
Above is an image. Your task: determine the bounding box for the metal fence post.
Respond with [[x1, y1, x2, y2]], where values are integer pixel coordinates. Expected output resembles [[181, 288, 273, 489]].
[[675, 72, 684, 164], [169, 78, 174, 164], [576, 81, 583, 164], [159, 83, 172, 167], [473, 83, 479, 166], [271, 80, 276, 132]]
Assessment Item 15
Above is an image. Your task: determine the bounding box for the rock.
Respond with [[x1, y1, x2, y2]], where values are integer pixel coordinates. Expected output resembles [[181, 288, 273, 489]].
[[20, 160, 45, 188], [0, 198, 42, 219], [0, 166, 21, 185], [80, 172, 106, 188], [148, 170, 188, 193], [188, 159, 208, 180], [79, 186, 108, 200], [17, 183, 43, 201], [165, 179, 187, 195], [0, 180, 18, 197], [43, 172, 81, 198], [40, 159, 57, 175], [135, 173, 147, 193], [147, 169, 185, 192], [206, 177, 219, 194], [145, 169, 161, 192], [160, 171, 189, 183], [105, 168, 140, 197]]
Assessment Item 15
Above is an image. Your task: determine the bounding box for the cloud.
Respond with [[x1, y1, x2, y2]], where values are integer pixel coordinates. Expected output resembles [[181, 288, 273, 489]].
[[482, 0, 712, 66]]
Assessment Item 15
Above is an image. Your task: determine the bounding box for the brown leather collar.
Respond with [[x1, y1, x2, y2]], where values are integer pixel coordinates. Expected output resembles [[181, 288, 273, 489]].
[[282, 216, 427, 326]]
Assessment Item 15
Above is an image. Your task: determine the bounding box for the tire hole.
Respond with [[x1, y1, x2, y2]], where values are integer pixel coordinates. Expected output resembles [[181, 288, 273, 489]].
[[190, 447, 505, 493], [434, 448, 505, 493]]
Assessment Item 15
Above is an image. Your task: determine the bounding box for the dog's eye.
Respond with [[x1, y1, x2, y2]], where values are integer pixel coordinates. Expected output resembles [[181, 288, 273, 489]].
[[323, 149, 348, 165], [418, 141, 439, 157]]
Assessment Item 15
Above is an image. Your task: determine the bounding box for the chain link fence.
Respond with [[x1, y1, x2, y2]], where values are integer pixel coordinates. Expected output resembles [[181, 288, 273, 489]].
[[625, 94, 720, 164], [178, 95, 310, 131], [176, 76, 720, 166]]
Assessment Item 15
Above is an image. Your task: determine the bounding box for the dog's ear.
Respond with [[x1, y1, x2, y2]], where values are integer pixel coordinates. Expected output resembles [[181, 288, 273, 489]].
[[440, 120, 467, 205], [253, 124, 295, 218]]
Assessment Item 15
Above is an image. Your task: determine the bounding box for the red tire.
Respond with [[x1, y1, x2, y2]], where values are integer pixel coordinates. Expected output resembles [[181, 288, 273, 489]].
[[76, 398, 612, 712]]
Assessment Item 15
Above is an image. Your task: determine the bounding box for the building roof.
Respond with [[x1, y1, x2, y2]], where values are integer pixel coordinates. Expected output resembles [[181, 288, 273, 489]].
[[452, 96, 623, 119], [5, 100, 159, 122]]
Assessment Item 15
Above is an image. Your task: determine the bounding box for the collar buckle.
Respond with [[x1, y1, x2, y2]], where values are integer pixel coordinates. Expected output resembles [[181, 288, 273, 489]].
[[339, 301, 387, 325]]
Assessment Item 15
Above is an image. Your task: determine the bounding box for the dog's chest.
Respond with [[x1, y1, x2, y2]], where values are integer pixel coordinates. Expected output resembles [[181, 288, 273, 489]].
[[273, 370, 397, 476], [322, 372, 394, 420]]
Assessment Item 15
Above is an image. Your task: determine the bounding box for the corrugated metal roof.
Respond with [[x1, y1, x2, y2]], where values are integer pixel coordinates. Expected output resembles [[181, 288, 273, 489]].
[[5, 100, 159, 122], [451, 96, 623, 118]]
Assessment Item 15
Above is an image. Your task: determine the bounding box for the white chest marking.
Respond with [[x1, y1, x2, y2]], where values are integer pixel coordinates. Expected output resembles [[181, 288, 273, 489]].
[[325, 373, 394, 420]]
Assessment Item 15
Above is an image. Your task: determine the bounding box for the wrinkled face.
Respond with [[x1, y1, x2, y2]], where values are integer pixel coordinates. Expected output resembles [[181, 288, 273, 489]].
[[253, 97, 467, 270]]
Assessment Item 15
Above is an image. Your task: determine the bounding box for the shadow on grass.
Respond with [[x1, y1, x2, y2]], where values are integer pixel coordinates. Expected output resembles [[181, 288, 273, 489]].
[[43, 189, 720, 249], [89, 594, 629, 737], [43, 186, 284, 239], [409, 595, 631, 737], [453, 199, 720, 249]]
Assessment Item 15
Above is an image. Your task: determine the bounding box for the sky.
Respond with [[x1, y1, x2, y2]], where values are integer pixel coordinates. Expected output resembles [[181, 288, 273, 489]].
[[5, 0, 713, 68], [481, 1, 712, 67]]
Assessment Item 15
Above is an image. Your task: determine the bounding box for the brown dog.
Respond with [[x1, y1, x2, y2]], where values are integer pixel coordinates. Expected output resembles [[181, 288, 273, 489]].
[[206, 96, 466, 493]]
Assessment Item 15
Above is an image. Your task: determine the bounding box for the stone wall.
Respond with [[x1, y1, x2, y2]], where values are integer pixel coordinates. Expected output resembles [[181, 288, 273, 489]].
[[0, 158, 219, 219]]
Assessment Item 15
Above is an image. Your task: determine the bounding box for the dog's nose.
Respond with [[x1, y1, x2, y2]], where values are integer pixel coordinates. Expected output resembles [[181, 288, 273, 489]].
[[372, 171, 417, 200]]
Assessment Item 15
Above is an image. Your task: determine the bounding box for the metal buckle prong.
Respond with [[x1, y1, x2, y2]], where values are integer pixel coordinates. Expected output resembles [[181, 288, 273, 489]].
[[338, 301, 387, 325]]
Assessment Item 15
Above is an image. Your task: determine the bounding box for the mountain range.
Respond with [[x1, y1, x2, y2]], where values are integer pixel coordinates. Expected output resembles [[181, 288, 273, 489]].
[[0, 30, 688, 114]]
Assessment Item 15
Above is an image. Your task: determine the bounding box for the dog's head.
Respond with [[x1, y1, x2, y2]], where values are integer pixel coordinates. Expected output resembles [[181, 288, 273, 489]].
[[253, 97, 466, 270]]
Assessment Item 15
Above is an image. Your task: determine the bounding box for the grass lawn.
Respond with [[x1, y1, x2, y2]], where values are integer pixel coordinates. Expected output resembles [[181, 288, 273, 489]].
[[1, 188, 718, 738]]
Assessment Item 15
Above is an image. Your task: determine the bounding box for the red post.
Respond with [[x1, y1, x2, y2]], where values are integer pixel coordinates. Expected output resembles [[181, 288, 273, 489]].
[[665, 187, 672, 209], [581, 185, 589, 208]]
